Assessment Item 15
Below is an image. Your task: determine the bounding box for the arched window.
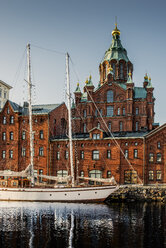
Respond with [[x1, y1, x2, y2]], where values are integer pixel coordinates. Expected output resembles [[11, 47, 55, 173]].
[[107, 90, 113, 103], [119, 121, 123, 131], [136, 122, 139, 131], [108, 122, 111, 131], [120, 64, 123, 79], [112, 63, 115, 78], [149, 153, 154, 162], [117, 107, 120, 115], [83, 123, 86, 133]]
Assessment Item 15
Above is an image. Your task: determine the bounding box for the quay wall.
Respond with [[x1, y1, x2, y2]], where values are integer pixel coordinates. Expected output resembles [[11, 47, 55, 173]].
[[106, 185, 166, 203]]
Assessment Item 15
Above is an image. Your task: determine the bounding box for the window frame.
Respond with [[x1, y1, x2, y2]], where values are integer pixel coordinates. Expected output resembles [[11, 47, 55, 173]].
[[39, 147, 44, 156], [92, 150, 99, 160]]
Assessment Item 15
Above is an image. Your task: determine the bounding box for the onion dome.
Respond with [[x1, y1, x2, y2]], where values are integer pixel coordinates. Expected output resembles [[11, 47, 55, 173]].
[[74, 82, 81, 93], [126, 72, 133, 84], [147, 77, 153, 88], [102, 23, 129, 63], [144, 73, 148, 82]]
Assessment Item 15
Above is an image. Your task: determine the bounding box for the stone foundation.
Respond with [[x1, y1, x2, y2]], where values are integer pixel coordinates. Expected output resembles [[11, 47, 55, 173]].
[[106, 185, 166, 203]]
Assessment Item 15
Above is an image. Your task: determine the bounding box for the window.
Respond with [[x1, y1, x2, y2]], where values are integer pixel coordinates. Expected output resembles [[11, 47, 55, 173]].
[[0, 89, 1, 97], [10, 132, 14, 140], [95, 109, 98, 117], [57, 170, 68, 177], [2, 150, 5, 159], [107, 150, 111, 159], [97, 122, 100, 129], [39, 130, 44, 139], [123, 108, 125, 115], [2, 132, 6, 141], [107, 171, 111, 178], [120, 64, 123, 79], [10, 116, 14, 124], [65, 151, 69, 159], [4, 91, 7, 99], [93, 133, 100, 140], [89, 170, 102, 185], [22, 131, 26, 140], [149, 153, 154, 162], [22, 148, 26, 157], [9, 150, 13, 159], [134, 149, 138, 158], [99, 109, 103, 116], [107, 106, 114, 117], [124, 170, 138, 184], [80, 151, 84, 159], [80, 171, 84, 177], [157, 142, 161, 149], [39, 169, 43, 183], [149, 170, 154, 181], [136, 122, 139, 131], [83, 123, 86, 133], [7, 107, 10, 114], [3, 116, 6, 124], [83, 109, 87, 117], [119, 121, 123, 131], [124, 149, 128, 158], [107, 90, 113, 103], [117, 107, 120, 115], [157, 171, 162, 181], [112, 63, 115, 77], [108, 122, 111, 131], [39, 147, 44, 156], [92, 150, 99, 160], [57, 151, 60, 160], [157, 153, 162, 162], [136, 107, 139, 115]]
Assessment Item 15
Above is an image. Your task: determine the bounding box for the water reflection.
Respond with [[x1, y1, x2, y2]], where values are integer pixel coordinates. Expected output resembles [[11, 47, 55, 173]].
[[0, 202, 165, 248]]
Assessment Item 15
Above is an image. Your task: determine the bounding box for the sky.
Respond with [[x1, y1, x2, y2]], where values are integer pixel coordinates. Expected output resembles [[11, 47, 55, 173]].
[[0, 0, 165, 124]]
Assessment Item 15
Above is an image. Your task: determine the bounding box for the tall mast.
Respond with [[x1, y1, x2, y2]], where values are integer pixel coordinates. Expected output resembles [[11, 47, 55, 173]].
[[66, 53, 75, 187], [27, 44, 34, 186]]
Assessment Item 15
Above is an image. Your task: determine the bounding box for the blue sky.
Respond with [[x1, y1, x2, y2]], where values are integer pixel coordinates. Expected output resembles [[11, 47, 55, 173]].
[[0, 0, 165, 124]]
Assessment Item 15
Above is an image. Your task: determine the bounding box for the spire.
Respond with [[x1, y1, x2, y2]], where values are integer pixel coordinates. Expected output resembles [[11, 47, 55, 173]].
[[144, 73, 148, 82], [126, 72, 133, 84], [74, 82, 81, 93], [147, 77, 153, 88], [112, 19, 121, 37], [85, 75, 93, 86]]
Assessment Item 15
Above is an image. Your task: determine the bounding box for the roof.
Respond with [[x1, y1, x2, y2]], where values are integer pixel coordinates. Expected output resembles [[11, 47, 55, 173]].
[[0, 80, 12, 89], [102, 33, 129, 63], [8, 100, 21, 112], [145, 123, 166, 138], [134, 87, 147, 99], [32, 103, 63, 115]]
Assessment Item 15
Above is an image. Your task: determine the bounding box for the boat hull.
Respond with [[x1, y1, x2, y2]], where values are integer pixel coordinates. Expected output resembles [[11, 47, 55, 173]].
[[0, 185, 118, 202]]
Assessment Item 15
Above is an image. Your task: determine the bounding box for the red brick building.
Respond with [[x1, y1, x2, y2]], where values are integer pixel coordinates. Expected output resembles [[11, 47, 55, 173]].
[[50, 24, 165, 185], [0, 24, 165, 185], [0, 100, 67, 179]]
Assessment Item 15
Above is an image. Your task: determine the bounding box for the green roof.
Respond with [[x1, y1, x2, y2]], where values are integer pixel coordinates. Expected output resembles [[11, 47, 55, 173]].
[[102, 33, 129, 63], [134, 87, 147, 99]]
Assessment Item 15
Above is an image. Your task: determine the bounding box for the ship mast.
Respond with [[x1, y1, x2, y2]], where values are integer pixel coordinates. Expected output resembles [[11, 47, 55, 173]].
[[66, 53, 75, 187], [27, 44, 35, 186]]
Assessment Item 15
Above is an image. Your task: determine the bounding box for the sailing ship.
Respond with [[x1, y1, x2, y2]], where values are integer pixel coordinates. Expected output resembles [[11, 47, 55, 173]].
[[0, 44, 118, 202]]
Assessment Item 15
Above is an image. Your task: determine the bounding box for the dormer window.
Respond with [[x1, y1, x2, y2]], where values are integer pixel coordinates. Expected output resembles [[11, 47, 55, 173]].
[[93, 133, 100, 140]]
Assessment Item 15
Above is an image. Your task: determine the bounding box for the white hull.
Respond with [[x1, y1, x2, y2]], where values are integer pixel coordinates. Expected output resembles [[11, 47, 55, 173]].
[[0, 185, 118, 202]]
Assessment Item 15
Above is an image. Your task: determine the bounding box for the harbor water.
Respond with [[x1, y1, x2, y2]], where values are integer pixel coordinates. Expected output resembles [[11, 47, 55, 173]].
[[0, 201, 165, 248]]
